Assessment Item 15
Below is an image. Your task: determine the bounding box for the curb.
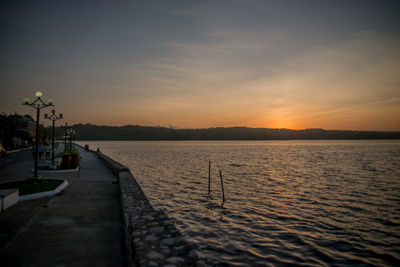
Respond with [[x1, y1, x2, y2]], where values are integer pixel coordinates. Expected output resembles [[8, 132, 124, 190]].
[[6, 149, 21, 154], [31, 167, 80, 173], [4, 147, 32, 154], [19, 180, 69, 202]]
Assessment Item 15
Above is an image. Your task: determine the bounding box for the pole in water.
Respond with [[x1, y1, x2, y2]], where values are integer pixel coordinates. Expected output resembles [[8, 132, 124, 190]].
[[208, 161, 211, 195], [219, 170, 225, 204]]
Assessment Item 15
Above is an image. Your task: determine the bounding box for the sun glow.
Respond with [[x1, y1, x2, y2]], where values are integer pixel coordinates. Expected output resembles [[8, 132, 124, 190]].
[[244, 114, 299, 130]]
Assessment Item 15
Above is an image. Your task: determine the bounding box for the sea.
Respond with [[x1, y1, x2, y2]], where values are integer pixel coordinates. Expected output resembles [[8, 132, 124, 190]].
[[78, 140, 400, 266]]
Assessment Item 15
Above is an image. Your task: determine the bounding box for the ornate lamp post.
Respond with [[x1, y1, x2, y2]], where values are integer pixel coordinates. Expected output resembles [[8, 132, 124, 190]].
[[44, 110, 63, 166], [62, 123, 69, 152], [23, 91, 54, 179], [69, 129, 77, 150]]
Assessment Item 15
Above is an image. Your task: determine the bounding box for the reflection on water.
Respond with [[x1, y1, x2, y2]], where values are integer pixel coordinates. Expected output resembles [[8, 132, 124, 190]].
[[79, 140, 400, 266]]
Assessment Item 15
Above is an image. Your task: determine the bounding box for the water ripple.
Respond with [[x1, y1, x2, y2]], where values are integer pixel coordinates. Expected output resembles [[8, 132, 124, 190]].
[[80, 140, 400, 266]]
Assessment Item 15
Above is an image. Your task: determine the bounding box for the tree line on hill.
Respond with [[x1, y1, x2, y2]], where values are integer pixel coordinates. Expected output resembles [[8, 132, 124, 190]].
[[2, 111, 399, 149], [55, 123, 400, 141]]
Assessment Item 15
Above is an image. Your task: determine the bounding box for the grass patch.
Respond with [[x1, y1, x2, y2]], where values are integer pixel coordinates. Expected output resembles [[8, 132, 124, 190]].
[[0, 179, 63, 195]]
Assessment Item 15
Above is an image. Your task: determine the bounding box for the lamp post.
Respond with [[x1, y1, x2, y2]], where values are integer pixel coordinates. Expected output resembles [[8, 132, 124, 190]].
[[44, 109, 63, 166], [23, 91, 54, 179], [62, 123, 69, 152], [68, 129, 72, 149], [69, 129, 77, 150]]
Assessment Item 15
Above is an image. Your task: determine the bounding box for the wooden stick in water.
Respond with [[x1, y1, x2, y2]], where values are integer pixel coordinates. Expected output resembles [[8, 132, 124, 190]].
[[208, 161, 211, 195], [219, 170, 225, 203]]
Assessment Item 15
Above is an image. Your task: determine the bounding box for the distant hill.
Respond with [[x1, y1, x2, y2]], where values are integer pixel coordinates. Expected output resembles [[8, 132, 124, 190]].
[[54, 123, 400, 140]]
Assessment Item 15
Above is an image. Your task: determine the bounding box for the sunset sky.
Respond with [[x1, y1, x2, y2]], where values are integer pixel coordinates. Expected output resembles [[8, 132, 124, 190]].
[[1, 0, 399, 130]]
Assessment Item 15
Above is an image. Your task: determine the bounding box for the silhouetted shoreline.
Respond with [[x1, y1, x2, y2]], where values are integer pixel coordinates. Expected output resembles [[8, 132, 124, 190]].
[[55, 124, 400, 141]]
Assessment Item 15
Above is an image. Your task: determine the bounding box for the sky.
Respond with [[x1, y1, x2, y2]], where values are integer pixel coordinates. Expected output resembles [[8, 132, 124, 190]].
[[1, 0, 399, 130]]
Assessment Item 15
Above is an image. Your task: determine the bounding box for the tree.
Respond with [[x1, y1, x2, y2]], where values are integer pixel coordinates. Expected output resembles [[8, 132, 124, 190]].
[[0, 113, 33, 150]]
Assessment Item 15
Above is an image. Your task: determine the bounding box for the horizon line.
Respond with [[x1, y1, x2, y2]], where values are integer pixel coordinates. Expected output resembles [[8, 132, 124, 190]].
[[66, 123, 400, 133]]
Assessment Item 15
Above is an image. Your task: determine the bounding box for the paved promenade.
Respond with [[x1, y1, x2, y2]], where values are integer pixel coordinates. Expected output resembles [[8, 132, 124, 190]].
[[0, 146, 124, 266]]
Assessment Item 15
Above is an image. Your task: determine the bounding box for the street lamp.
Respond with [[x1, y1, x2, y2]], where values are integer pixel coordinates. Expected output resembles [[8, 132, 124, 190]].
[[62, 123, 69, 152], [69, 129, 77, 149], [44, 109, 63, 166], [23, 91, 54, 179]]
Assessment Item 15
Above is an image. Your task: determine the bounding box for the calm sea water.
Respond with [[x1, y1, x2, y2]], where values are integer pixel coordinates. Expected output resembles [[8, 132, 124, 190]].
[[78, 140, 400, 266]]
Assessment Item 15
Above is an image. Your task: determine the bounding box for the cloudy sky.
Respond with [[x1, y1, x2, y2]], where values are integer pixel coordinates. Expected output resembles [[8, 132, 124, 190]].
[[1, 0, 399, 130]]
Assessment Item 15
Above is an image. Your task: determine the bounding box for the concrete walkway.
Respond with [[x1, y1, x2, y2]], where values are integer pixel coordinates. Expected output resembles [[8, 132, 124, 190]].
[[0, 146, 124, 266]]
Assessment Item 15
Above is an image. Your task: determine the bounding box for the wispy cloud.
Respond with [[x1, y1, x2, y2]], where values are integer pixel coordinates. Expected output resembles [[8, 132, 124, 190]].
[[2, 1, 399, 130], [117, 29, 400, 129]]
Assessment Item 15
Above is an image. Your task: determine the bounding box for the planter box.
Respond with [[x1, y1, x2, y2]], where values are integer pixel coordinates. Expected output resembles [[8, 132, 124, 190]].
[[0, 189, 19, 211], [61, 154, 71, 169], [71, 153, 80, 168]]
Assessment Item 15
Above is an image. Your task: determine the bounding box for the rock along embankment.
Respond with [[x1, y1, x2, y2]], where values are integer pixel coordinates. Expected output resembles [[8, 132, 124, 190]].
[[77, 144, 206, 266]]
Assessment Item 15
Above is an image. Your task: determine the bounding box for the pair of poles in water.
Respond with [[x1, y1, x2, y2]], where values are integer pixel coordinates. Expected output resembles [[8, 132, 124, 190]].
[[208, 161, 225, 204]]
